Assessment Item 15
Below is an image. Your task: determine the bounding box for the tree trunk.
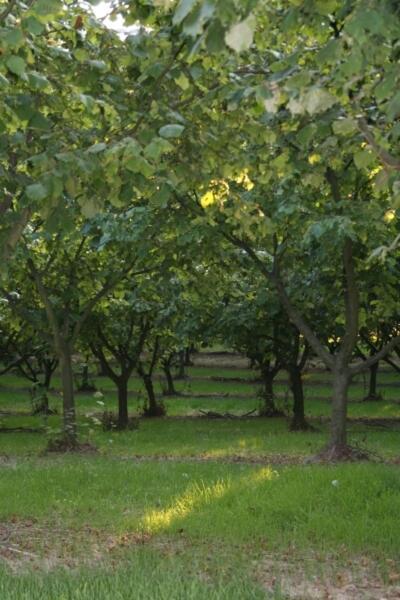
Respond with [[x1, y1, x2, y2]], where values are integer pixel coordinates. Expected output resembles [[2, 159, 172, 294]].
[[30, 382, 50, 415], [78, 364, 95, 392], [259, 368, 280, 417], [39, 393, 49, 413], [328, 369, 350, 456], [163, 363, 176, 396], [288, 365, 310, 431], [43, 362, 54, 390], [97, 361, 108, 376], [184, 347, 193, 366], [364, 361, 381, 401], [175, 350, 186, 380], [117, 377, 129, 429], [142, 374, 165, 417], [59, 343, 77, 444]]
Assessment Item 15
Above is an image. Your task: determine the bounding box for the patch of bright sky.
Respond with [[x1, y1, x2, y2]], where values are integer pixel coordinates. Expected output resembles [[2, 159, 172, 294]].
[[89, 1, 139, 37]]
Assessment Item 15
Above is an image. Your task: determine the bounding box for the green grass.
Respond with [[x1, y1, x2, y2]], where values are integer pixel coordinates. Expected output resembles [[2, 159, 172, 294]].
[[1, 458, 399, 553], [0, 417, 399, 461], [0, 550, 265, 599], [0, 361, 399, 598], [0, 457, 399, 598]]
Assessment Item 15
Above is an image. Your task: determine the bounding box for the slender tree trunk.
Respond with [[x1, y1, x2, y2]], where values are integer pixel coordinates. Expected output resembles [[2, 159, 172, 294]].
[[97, 361, 108, 376], [142, 374, 164, 417], [43, 362, 53, 390], [163, 363, 176, 396], [78, 364, 90, 391], [288, 365, 310, 431], [184, 347, 193, 366], [59, 342, 77, 444], [30, 382, 50, 415], [259, 368, 279, 416], [117, 377, 129, 429], [176, 350, 186, 379], [364, 361, 381, 401], [329, 369, 350, 455]]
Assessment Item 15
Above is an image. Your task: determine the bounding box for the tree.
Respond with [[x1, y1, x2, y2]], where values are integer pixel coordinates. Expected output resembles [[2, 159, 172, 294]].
[[87, 290, 153, 429], [138, 0, 400, 458], [3, 205, 156, 444], [218, 265, 312, 428], [0, 1, 132, 265]]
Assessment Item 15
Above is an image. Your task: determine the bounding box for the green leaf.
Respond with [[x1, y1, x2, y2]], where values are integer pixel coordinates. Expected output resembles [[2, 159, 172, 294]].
[[152, 184, 171, 207], [25, 183, 47, 201], [6, 55, 26, 76], [78, 94, 95, 110], [144, 138, 173, 161], [159, 124, 185, 138], [315, 0, 339, 15], [173, 0, 198, 26], [332, 118, 357, 136], [0, 73, 10, 87], [339, 49, 363, 77], [28, 71, 50, 90], [356, 9, 385, 35], [22, 16, 45, 35], [374, 71, 397, 102], [175, 73, 190, 90], [79, 197, 102, 219], [182, 5, 204, 37], [317, 39, 341, 64], [1, 28, 24, 48], [354, 150, 375, 170], [33, 0, 62, 18], [303, 88, 336, 114], [225, 15, 256, 53], [28, 112, 52, 130], [73, 48, 89, 62], [206, 19, 226, 53], [87, 59, 107, 72], [125, 156, 154, 177], [386, 92, 400, 120], [296, 123, 317, 146], [122, 139, 142, 163], [87, 142, 107, 154]]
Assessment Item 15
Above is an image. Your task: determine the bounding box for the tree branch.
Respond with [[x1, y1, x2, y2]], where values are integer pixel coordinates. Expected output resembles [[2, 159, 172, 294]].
[[71, 263, 153, 344], [219, 227, 335, 369], [28, 259, 63, 352], [350, 336, 400, 375], [0, 0, 18, 23], [326, 168, 359, 365], [357, 118, 400, 171]]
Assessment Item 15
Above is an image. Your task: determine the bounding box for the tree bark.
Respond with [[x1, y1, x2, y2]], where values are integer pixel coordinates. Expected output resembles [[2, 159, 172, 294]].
[[43, 361, 54, 390], [364, 361, 381, 401], [97, 361, 109, 376], [288, 365, 310, 431], [77, 363, 96, 392], [163, 363, 176, 396], [59, 342, 77, 444], [329, 369, 350, 454], [176, 350, 186, 379], [184, 347, 193, 366], [117, 377, 129, 429], [142, 374, 164, 416], [259, 367, 280, 416]]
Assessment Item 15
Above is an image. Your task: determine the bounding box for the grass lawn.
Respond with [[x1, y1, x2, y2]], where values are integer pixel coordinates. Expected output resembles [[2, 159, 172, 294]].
[[0, 356, 399, 598]]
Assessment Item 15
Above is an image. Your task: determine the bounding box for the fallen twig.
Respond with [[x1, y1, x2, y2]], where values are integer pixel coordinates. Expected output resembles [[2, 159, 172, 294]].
[[0, 544, 38, 558], [199, 409, 257, 419]]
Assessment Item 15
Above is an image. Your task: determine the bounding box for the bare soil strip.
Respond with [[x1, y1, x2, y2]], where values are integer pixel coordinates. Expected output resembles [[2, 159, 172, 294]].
[[1, 519, 399, 599]]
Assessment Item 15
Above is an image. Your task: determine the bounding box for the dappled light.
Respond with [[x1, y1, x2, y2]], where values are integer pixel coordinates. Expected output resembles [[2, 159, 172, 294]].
[[143, 479, 231, 533], [143, 467, 279, 534]]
